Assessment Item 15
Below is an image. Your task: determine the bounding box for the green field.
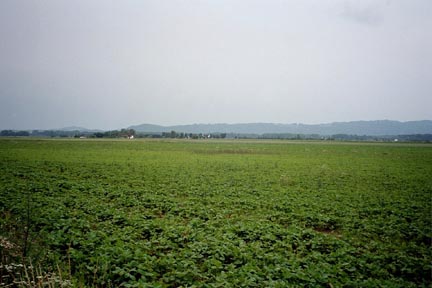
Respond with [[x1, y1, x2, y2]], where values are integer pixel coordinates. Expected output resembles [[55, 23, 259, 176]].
[[1, 139, 431, 287]]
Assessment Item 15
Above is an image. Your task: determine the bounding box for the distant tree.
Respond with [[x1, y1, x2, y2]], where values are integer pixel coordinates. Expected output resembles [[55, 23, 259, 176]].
[[1, 130, 13, 136]]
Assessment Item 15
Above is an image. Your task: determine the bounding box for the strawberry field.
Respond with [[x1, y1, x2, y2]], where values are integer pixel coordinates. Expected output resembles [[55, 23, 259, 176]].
[[0, 138, 431, 287]]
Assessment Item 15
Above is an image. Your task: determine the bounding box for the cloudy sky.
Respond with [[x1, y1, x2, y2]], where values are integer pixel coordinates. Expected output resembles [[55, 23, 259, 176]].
[[0, 0, 431, 130]]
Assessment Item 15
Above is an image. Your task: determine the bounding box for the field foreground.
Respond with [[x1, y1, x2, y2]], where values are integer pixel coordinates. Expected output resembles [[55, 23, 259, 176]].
[[1, 139, 431, 287]]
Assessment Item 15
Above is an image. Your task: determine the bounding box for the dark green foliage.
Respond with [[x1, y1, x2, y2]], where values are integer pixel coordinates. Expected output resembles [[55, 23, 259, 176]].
[[0, 139, 431, 287], [0, 130, 30, 137]]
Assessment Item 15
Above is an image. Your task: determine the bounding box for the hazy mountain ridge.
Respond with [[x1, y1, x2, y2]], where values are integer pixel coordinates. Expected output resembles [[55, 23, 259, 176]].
[[128, 120, 432, 136], [58, 126, 103, 132]]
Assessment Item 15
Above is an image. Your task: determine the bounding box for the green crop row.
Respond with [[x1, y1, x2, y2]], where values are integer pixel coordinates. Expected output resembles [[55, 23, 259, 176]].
[[0, 139, 431, 287]]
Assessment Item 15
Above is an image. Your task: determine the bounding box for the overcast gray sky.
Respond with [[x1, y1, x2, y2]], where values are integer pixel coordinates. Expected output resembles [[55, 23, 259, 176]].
[[0, 0, 431, 130]]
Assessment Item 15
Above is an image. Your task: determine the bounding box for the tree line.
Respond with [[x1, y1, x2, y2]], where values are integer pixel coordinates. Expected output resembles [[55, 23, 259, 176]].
[[1, 129, 431, 142]]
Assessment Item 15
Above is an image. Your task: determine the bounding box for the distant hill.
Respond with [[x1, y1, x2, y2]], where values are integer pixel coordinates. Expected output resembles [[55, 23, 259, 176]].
[[129, 120, 432, 136], [58, 126, 102, 132]]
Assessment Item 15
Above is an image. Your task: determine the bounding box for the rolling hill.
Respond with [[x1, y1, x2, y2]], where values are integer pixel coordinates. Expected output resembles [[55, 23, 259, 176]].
[[129, 120, 432, 136]]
